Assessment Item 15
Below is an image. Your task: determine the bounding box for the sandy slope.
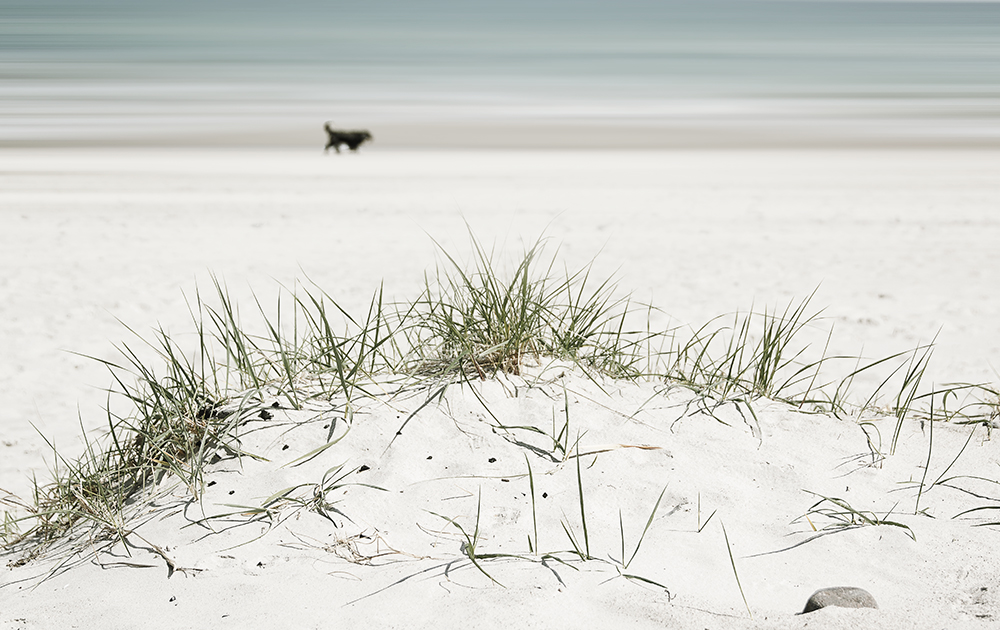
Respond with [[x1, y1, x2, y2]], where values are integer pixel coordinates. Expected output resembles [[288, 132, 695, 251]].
[[2, 148, 1000, 628], [2, 366, 999, 629]]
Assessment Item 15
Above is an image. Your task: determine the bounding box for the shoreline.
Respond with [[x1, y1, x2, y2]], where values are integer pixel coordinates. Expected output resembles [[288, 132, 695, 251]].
[[4, 121, 1000, 151]]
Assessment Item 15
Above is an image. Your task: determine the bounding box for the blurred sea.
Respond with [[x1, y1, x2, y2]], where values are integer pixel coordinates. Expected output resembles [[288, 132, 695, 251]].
[[2, 0, 1000, 147]]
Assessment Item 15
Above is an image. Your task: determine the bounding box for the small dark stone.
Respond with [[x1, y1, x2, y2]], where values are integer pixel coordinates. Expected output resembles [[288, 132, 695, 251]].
[[259, 410, 273, 420], [169, 596, 176, 602], [802, 587, 878, 614], [358, 464, 371, 473], [271, 401, 280, 408], [501, 478, 509, 482], [207, 480, 216, 487], [427, 455, 433, 460], [542, 492, 548, 498], [488, 457, 497, 463], [281, 444, 289, 451], [228, 490, 235, 495]]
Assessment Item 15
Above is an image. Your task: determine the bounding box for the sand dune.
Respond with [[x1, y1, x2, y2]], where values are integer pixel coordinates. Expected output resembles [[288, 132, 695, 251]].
[[2, 148, 999, 629]]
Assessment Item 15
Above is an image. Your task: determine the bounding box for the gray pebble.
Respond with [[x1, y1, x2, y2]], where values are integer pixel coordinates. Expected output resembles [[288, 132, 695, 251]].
[[801, 586, 878, 614]]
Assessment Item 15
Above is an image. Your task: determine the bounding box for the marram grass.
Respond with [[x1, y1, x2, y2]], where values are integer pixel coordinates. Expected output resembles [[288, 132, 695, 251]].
[[2, 235, 998, 565]]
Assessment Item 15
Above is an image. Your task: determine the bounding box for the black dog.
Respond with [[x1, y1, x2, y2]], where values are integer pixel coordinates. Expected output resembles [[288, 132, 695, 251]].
[[324, 122, 373, 153]]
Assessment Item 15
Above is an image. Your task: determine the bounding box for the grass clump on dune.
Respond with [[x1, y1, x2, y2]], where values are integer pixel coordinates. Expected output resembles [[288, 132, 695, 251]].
[[2, 234, 997, 568], [400, 236, 641, 380]]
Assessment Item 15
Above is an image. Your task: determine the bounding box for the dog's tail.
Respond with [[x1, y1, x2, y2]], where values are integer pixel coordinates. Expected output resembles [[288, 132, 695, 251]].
[[324, 121, 334, 132]]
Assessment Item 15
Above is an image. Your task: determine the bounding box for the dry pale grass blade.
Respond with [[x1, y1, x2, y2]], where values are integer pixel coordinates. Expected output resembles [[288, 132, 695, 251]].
[[721, 521, 753, 619]]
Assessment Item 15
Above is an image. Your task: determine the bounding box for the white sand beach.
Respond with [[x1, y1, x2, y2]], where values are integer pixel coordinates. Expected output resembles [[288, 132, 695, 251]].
[[2, 147, 1000, 629]]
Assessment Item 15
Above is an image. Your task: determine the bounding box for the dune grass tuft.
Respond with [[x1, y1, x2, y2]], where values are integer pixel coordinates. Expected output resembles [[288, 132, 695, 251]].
[[797, 491, 916, 540], [400, 234, 641, 380]]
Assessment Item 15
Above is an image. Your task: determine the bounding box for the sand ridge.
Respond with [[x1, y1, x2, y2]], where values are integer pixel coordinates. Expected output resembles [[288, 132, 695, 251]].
[[3, 364, 998, 628]]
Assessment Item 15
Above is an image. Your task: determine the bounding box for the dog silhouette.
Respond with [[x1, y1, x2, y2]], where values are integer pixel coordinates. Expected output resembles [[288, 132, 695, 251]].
[[324, 122, 373, 153]]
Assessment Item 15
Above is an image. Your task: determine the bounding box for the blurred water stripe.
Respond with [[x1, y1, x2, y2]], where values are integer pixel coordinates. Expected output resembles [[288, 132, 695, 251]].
[[3, 0, 999, 146]]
